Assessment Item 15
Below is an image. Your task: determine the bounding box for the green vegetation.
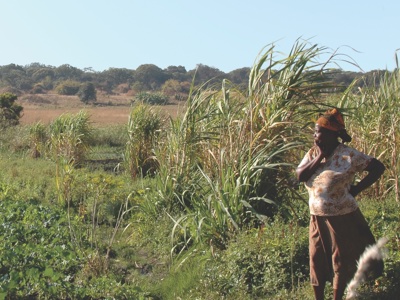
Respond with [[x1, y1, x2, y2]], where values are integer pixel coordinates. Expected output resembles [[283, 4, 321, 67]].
[[125, 104, 163, 178], [55, 80, 81, 96], [78, 82, 97, 104], [132, 92, 169, 105], [0, 93, 23, 128], [1, 41, 400, 299], [0, 52, 389, 107]]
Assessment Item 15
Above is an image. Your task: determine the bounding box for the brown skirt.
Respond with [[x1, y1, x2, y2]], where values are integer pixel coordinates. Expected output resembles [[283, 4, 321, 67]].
[[309, 208, 382, 289]]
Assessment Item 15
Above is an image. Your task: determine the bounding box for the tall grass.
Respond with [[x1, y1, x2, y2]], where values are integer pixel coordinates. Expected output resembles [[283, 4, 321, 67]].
[[124, 103, 163, 178], [46, 111, 93, 207], [29, 121, 47, 158], [152, 40, 346, 251], [338, 66, 400, 200], [49, 110, 93, 166]]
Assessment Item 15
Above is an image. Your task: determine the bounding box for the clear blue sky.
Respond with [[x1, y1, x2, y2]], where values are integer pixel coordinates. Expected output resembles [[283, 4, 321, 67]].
[[1, 0, 399, 73]]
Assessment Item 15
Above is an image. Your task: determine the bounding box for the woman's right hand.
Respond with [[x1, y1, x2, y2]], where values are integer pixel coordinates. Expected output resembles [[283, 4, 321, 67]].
[[296, 146, 326, 182], [314, 141, 327, 159]]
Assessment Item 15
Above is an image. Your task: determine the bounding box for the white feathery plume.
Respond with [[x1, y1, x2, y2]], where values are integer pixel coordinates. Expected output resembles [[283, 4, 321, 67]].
[[346, 237, 388, 299]]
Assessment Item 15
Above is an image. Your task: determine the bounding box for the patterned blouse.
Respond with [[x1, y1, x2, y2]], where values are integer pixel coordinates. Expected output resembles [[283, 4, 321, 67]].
[[298, 143, 372, 216]]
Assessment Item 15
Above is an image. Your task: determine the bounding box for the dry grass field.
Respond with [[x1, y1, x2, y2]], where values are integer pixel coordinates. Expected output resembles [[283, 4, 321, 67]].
[[17, 93, 184, 126]]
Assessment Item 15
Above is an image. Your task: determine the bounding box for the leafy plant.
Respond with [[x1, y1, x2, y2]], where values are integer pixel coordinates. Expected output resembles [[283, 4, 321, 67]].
[[55, 80, 81, 95], [132, 91, 169, 105], [186, 217, 309, 300], [0, 198, 84, 299], [0, 93, 23, 128]]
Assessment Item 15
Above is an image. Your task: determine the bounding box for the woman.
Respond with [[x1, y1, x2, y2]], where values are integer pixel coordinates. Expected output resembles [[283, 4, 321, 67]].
[[296, 108, 385, 300]]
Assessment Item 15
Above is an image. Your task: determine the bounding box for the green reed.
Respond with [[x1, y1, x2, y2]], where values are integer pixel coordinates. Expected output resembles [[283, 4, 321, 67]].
[[152, 40, 345, 251]]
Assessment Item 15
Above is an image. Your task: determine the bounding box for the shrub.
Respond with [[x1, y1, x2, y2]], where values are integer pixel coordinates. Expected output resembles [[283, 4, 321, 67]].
[[204, 221, 309, 299], [0, 93, 23, 128], [31, 83, 46, 94], [132, 91, 169, 105], [0, 121, 30, 153], [0, 196, 148, 299], [55, 80, 80, 95], [0, 198, 84, 298], [77, 82, 97, 104]]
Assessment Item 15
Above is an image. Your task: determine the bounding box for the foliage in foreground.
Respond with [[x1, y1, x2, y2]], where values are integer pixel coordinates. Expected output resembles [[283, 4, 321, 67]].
[[0, 198, 80, 299], [0, 190, 399, 299], [0, 197, 147, 299], [144, 197, 400, 300]]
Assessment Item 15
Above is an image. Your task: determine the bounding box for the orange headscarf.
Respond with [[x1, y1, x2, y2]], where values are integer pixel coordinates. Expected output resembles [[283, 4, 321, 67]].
[[316, 108, 345, 132]]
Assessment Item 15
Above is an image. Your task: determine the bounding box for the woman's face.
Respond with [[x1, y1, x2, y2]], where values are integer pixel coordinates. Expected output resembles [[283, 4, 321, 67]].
[[314, 124, 337, 146]]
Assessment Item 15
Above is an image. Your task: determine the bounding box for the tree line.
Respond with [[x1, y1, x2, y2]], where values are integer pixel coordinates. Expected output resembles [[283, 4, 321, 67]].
[[0, 62, 390, 103]]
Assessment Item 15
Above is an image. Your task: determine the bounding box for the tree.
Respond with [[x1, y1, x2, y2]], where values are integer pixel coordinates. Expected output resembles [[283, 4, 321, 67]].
[[54, 64, 84, 81], [100, 68, 134, 85], [134, 64, 169, 90], [164, 65, 189, 81], [161, 79, 189, 100], [187, 64, 225, 86], [31, 68, 55, 82], [96, 68, 134, 94], [161, 79, 181, 96], [0, 93, 23, 127], [227, 67, 250, 88], [55, 80, 81, 95], [77, 82, 97, 104], [0, 64, 32, 91]]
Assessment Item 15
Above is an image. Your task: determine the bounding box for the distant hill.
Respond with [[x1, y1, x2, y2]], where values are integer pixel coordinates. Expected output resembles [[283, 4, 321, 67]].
[[0, 62, 390, 101]]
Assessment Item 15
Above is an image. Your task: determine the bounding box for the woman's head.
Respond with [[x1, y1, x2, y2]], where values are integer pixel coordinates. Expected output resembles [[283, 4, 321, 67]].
[[315, 108, 352, 143]]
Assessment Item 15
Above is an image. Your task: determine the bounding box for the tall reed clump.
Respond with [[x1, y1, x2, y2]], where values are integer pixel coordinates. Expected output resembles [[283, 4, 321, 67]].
[[124, 103, 163, 178], [49, 111, 93, 166], [48, 111, 93, 206], [338, 66, 400, 200], [152, 40, 344, 251], [29, 121, 47, 158]]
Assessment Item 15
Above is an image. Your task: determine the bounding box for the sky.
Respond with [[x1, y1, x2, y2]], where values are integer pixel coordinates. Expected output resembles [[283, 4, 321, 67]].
[[1, 0, 399, 73]]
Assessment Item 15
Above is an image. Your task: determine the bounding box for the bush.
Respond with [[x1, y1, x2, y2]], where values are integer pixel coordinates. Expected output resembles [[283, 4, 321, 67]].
[[132, 91, 169, 105], [0, 198, 84, 298], [0, 196, 149, 299], [0, 93, 23, 128], [55, 80, 80, 95], [203, 220, 309, 299], [77, 82, 97, 104]]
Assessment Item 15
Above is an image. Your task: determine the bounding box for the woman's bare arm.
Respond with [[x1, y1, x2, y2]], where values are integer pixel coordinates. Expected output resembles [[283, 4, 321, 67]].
[[349, 158, 386, 197], [296, 150, 325, 182]]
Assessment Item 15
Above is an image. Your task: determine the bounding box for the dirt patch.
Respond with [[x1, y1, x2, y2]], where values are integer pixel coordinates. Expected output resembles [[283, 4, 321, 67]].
[[20, 106, 132, 125], [17, 93, 185, 126]]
